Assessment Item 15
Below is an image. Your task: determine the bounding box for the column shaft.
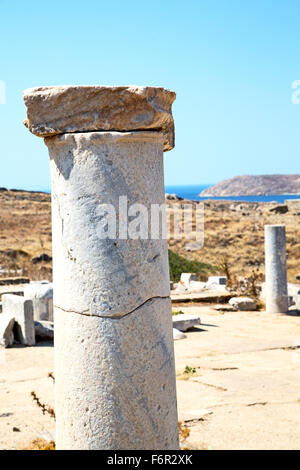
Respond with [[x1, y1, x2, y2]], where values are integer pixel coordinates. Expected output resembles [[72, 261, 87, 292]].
[[264, 224, 288, 314], [46, 131, 179, 449]]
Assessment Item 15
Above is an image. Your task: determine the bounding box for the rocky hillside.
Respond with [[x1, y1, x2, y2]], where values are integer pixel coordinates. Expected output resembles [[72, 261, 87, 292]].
[[0, 188, 299, 283], [200, 174, 300, 196]]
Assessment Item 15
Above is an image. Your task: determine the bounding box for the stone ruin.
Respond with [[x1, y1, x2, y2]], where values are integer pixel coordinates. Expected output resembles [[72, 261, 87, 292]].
[[22, 85, 179, 450]]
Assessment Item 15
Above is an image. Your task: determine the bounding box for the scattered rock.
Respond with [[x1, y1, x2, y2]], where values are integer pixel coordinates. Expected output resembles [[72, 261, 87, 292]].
[[269, 205, 288, 214], [165, 193, 183, 201], [189, 281, 206, 292], [174, 282, 189, 293], [185, 241, 203, 252], [205, 276, 227, 291], [12, 427, 20, 432], [0, 315, 15, 348], [2, 294, 35, 346], [173, 328, 187, 340], [24, 282, 53, 321], [31, 253, 52, 264], [0, 249, 30, 260], [213, 305, 236, 312], [180, 273, 198, 289], [229, 297, 257, 311], [0, 277, 30, 286], [34, 321, 54, 341], [172, 314, 201, 332]]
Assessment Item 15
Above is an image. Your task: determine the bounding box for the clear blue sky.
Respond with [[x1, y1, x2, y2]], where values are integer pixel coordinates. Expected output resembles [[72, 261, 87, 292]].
[[0, 0, 300, 191]]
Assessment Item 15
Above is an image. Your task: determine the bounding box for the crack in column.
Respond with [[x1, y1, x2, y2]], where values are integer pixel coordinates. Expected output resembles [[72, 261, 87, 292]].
[[54, 295, 170, 319]]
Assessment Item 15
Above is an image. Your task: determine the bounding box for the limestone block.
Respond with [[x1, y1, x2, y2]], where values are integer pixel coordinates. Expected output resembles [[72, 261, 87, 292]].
[[229, 297, 257, 311], [34, 320, 54, 340], [173, 328, 187, 340], [206, 276, 227, 291], [172, 314, 201, 332], [24, 282, 53, 321], [173, 283, 188, 293], [180, 273, 198, 289], [2, 294, 35, 346], [23, 85, 175, 151], [189, 280, 206, 292], [0, 315, 15, 348]]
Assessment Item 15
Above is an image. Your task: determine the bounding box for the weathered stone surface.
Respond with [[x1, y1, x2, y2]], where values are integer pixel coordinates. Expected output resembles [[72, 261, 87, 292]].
[[265, 225, 288, 313], [180, 273, 198, 289], [185, 241, 203, 252], [24, 282, 53, 321], [172, 314, 201, 332], [173, 328, 187, 340], [24, 82, 178, 450], [0, 315, 15, 348], [206, 276, 227, 291], [34, 320, 54, 340], [55, 298, 178, 449], [229, 297, 257, 311], [47, 131, 170, 318], [173, 282, 188, 293], [171, 291, 233, 303], [23, 85, 176, 151], [45, 129, 178, 449], [189, 281, 206, 292], [2, 294, 35, 345]]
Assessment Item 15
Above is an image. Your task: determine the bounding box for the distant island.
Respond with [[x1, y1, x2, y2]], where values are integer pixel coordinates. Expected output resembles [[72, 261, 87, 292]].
[[199, 174, 300, 197]]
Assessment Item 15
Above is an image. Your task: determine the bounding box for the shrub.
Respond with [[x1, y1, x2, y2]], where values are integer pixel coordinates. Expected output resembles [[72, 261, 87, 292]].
[[168, 249, 216, 282]]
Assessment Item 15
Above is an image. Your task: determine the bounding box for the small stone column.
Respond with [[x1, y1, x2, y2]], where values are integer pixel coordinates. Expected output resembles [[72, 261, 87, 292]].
[[23, 86, 179, 450], [264, 224, 288, 314]]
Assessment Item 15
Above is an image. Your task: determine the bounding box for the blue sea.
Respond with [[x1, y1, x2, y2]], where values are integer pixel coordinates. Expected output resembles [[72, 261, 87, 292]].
[[165, 184, 300, 204], [31, 184, 300, 204]]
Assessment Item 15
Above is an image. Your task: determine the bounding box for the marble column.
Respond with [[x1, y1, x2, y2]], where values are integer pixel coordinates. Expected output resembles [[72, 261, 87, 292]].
[[23, 86, 179, 450], [264, 224, 288, 314]]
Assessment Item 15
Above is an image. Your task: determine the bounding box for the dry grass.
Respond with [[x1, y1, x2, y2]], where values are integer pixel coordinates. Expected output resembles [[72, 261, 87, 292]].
[[166, 199, 300, 283], [22, 438, 55, 450], [0, 190, 52, 281], [0, 190, 299, 284]]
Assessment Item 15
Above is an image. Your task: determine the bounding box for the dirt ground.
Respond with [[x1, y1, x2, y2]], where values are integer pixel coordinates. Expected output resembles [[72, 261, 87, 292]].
[[0, 307, 299, 450]]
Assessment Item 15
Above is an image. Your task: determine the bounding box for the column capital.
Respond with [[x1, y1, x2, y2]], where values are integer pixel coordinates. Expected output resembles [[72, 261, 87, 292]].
[[23, 85, 176, 151]]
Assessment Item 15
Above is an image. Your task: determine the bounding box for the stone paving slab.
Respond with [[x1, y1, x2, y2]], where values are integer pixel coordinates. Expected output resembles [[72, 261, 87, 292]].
[[171, 291, 233, 303], [172, 314, 201, 332]]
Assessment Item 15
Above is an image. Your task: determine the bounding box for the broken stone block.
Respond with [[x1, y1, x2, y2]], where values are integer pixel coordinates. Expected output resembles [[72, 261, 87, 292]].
[[172, 314, 201, 332], [0, 315, 15, 348], [24, 282, 53, 321], [173, 328, 187, 340], [206, 276, 227, 291], [180, 273, 198, 289], [23, 85, 176, 151], [174, 282, 189, 293], [229, 297, 257, 311], [189, 280, 206, 292], [34, 320, 54, 341], [185, 241, 203, 252], [2, 294, 35, 346]]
